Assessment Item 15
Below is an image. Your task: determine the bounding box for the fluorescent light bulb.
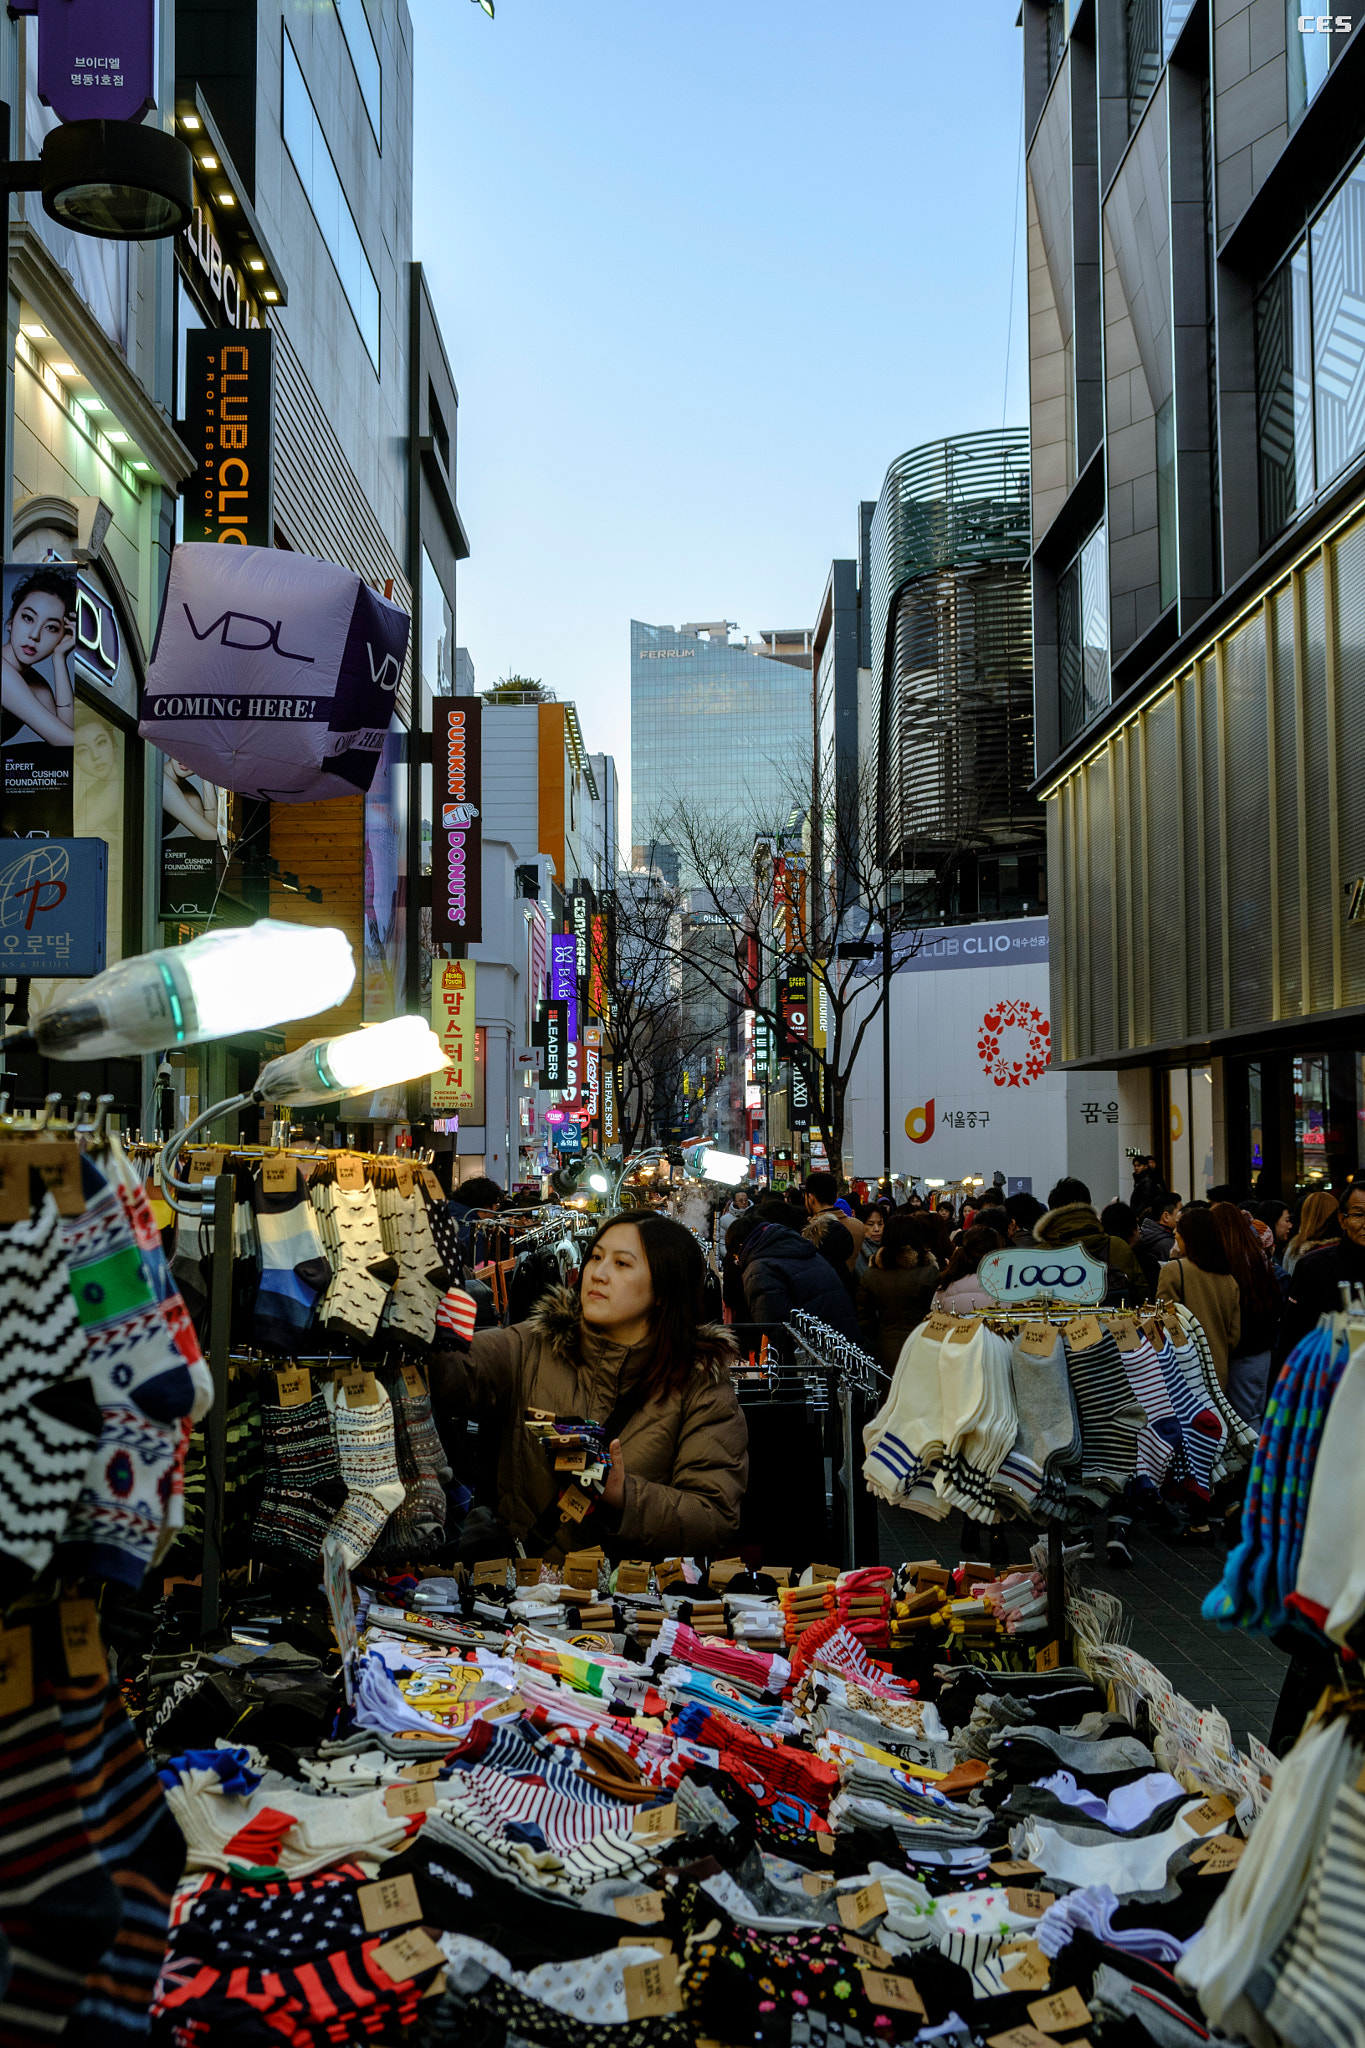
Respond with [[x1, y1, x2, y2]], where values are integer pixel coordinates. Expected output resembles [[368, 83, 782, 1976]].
[[256, 1016, 448, 1105], [699, 1148, 749, 1184]]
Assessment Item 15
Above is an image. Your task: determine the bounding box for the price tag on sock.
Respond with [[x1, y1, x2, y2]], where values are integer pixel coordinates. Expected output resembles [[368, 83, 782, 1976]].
[[614, 1890, 665, 1925], [1001, 1941, 1051, 1992], [472, 1558, 512, 1587], [383, 1780, 435, 1817], [399, 1761, 445, 1783], [358, 1873, 422, 1932], [1018, 1323, 1056, 1357], [483, 1694, 525, 1719], [276, 1368, 312, 1408], [947, 1316, 983, 1344], [1028, 1987, 1092, 2033], [559, 1487, 592, 1524], [419, 1165, 444, 1201], [615, 1562, 651, 1594], [555, 1451, 587, 1472], [1065, 1315, 1103, 1351], [843, 1934, 893, 1968], [0, 1626, 34, 1713], [1005, 1889, 1056, 1918], [515, 1559, 543, 1587], [922, 1313, 956, 1341], [991, 1860, 1042, 1879], [394, 1163, 413, 1199], [335, 1153, 366, 1191], [401, 1364, 426, 1397], [802, 1872, 836, 1896], [371, 1928, 446, 1983], [622, 1952, 684, 2017], [1035, 1640, 1062, 1672], [261, 1153, 294, 1194], [633, 1802, 678, 1838], [836, 1880, 886, 1930], [340, 1366, 379, 1407], [59, 1599, 106, 1680], [1191, 1834, 1245, 1873], [810, 1562, 840, 1582], [1185, 1793, 1236, 1835], [861, 1972, 926, 2015]]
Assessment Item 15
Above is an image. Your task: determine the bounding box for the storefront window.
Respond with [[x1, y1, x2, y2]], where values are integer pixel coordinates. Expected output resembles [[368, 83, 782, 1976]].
[[420, 546, 452, 730], [1167, 1063, 1214, 1197]]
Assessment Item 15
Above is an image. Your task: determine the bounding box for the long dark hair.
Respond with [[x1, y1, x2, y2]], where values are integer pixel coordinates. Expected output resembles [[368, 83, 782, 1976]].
[[936, 1223, 1003, 1289], [1173, 1200, 1230, 1275], [6, 566, 74, 633], [877, 1212, 930, 1270], [1211, 1202, 1283, 1320], [578, 1211, 711, 1399]]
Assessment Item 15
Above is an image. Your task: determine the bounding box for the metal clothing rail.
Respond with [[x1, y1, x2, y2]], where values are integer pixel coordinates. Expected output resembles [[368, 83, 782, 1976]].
[[786, 1313, 888, 1571]]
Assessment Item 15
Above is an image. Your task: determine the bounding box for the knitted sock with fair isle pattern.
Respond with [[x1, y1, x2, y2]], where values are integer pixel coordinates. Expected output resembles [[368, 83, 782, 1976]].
[[253, 1393, 347, 1570], [324, 1379, 406, 1567]]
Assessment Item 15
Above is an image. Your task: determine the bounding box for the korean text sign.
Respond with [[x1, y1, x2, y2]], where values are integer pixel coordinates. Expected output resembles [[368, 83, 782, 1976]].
[[432, 959, 476, 1109], [0, 838, 105, 978]]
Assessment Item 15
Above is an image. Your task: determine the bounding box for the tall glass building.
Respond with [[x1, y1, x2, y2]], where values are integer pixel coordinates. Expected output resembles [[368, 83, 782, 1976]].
[[630, 620, 813, 882]]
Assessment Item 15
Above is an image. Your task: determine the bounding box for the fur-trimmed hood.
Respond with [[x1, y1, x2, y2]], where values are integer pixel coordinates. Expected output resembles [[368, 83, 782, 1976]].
[[526, 1284, 737, 1384]]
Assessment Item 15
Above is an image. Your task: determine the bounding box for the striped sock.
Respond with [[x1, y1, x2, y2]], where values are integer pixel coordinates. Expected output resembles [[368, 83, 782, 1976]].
[[64, 1156, 195, 1423], [1065, 1328, 1145, 1493]]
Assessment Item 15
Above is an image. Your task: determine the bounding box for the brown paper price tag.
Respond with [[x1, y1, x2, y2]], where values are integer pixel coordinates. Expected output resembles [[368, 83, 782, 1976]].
[[861, 1973, 926, 2016], [836, 1880, 886, 1930], [484, 1694, 525, 1719], [1035, 1640, 1062, 1672], [1112, 1315, 1140, 1352], [1018, 1323, 1057, 1357], [394, 1163, 414, 1199], [559, 1487, 592, 1524], [1028, 1987, 1092, 2033], [1185, 1793, 1236, 1836], [843, 1933, 893, 1968], [947, 1316, 983, 1344], [22, 1141, 85, 1216], [1191, 1834, 1245, 1873], [276, 1367, 312, 1408], [59, 1599, 106, 1680], [565, 1564, 598, 1591], [802, 1872, 835, 1896], [618, 1934, 673, 1955], [339, 1366, 379, 1407], [811, 1562, 841, 1582], [371, 1928, 446, 1983], [1066, 1315, 1103, 1351], [472, 1558, 511, 1587], [357, 1873, 422, 1932], [616, 1562, 651, 1594], [188, 1146, 227, 1185], [657, 1556, 686, 1588], [614, 1890, 665, 1925], [622, 1953, 684, 2018], [515, 1559, 543, 1587], [763, 1564, 792, 1586], [383, 1780, 435, 1817], [633, 1802, 678, 1838], [1005, 1889, 1056, 1918], [554, 1451, 587, 1472], [401, 1364, 426, 1397], [991, 1859, 1042, 1879], [817, 1831, 836, 1856], [261, 1153, 294, 1195], [1001, 1942, 1051, 1992], [922, 1313, 956, 1340], [400, 1760, 445, 1783], [419, 1165, 444, 1200], [335, 1153, 365, 1191], [0, 1626, 34, 1713]]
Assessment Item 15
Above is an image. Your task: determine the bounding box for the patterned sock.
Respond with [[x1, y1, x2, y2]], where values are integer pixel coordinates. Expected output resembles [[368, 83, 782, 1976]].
[[0, 1681, 125, 2044], [324, 1380, 406, 1567], [54, 1402, 183, 1590], [380, 1191, 440, 1347], [317, 1186, 392, 1342], [250, 1166, 331, 1352], [435, 1285, 477, 1349], [102, 1137, 213, 1420], [389, 1380, 447, 1549], [64, 1155, 195, 1423], [253, 1393, 347, 1570], [1064, 1328, 1145, 1493], [1163, 1329, 1225, 1500], [53, 1662, 186, 2045]]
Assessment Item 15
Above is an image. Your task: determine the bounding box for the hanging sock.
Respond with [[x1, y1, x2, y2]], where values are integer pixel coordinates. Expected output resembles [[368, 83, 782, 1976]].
[[252, 1392, 347, 1571], [63, 1155, 196, 1423], [250, 1165, 331, 1352], [324, 1379, 406, 1567]]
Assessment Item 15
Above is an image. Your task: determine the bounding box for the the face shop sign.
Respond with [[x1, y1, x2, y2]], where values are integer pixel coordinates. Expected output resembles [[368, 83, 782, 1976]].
[[184, 193, 263, 332]]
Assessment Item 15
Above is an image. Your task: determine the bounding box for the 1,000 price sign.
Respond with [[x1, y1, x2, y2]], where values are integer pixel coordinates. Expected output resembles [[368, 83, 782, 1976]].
[[977, 1247, 1105, 1306]]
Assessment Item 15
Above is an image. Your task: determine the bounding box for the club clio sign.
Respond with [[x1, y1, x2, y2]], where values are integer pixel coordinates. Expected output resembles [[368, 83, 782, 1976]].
[[431, 696, 482, 946], [182, 330, 275, 549], [35, 0, 156, 126]]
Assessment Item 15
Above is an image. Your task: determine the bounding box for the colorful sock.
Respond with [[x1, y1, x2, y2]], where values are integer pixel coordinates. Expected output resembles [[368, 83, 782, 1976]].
[[53, 1663, 186, 2046], [64, 1155, 195, 1423], [324, 1380, 406, 1567], [253, 1393, 347, 1570], [435, 1286, 477, 1347], [54, 1403, 183, 1590], [0, 1682, 125, 2044], [250, 1166, 331, 1352], [102, 1137, 213, 1420], [1065, 1328, 1145, 1493]]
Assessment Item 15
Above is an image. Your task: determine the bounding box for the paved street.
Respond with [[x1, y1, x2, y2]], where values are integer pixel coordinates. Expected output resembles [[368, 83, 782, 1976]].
[[877, 1505, 1286, 1749]]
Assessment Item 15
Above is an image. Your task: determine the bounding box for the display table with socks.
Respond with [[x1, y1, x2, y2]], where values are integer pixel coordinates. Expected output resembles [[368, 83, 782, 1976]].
[[3, 1134, 1364, 2048]]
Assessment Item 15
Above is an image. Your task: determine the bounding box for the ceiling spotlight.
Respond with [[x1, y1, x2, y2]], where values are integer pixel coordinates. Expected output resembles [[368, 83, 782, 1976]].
[[107, 430, 130, 444], [247, 257, 265, 272], [181, 114, 202, 131], [199, 154, 218, 171], [217, 190, 235, 207], [20, 321, 47, 338], [263, 288, 278, 301], [51, 362, 77, 376]]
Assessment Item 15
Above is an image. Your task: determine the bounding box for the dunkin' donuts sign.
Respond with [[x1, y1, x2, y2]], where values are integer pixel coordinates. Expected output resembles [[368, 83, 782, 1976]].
[[432, 696, 482, 946]]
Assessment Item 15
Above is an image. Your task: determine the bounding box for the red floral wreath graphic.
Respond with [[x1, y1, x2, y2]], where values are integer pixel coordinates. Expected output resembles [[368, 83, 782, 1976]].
[[977, 1000, 1051, 1088]]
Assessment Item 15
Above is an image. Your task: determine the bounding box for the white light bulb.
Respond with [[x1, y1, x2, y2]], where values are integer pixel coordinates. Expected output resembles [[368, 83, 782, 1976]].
[[255, 1016, 448, 1106], [33, 921, 356, 1061], [700, 1148, 750, 1185]]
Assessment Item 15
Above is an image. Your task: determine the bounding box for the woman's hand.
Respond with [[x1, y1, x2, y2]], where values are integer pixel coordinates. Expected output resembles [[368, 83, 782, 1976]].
[[601, 1438, 626, 1511]]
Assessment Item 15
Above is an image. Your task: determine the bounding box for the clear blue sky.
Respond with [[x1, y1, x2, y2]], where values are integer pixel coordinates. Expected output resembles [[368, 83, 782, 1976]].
[[409, 0, 1029, 848]]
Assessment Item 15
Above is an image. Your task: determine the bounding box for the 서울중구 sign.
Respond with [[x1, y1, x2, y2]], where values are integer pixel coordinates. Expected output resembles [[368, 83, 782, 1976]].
[[431, 696, 482, 946], [432, 959, 476, 1109], [37, 0, 156, 125], [182, 330, 275, 548], [0, 837, 107, 978]]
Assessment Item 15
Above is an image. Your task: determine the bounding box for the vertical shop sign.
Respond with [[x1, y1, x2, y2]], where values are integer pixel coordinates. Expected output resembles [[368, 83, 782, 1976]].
[[37, 0, 157, 125], [780, 969, 810, 1043], [182, 330, 275, 547], [590, 913, 609, 1019], [431, 696, 482, 946], [549, 932, 578, 1044], [583, 1045, 600, 1121], [602, 1061, 617, 1147], [788, 1059, 811, 1131], [0, 561, 78, 837], [432, 959, 476, 1109], [753, 1013, 775, 1079], [0, 837, 106, 977], [540, 1000, 568, 1090], [570, 890, 591, 978]]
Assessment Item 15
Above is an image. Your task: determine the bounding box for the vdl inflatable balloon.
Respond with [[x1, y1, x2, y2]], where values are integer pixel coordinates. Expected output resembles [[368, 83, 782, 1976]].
[[138, 544, 410, 803]]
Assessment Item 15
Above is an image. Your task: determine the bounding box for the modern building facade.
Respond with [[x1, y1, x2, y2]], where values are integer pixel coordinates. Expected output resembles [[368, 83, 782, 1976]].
[[1024, 0, 1365, 1197], [870, 431, 1044, 926], [630, 618, 813, 884]]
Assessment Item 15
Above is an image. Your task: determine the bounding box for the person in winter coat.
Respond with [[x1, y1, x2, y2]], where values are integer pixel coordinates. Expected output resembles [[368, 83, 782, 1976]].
[[929, 1223, 1005, 1315], [857, 1204, 887, 1275], [856, 1213, 939, 1373], [803, 1209, 865, 1277], [1273, 1182, 1365, 1367], [1155, 1201, 1241, 1386], [431, 1213, 748, 1563], [1209, 1200, 1283, 1423], [1136, 1193, 1182, 1277], [732, 1215, 863, 1341], [1284, 1189, 1341, 1275], [1035, 1186, 1146, 1301]]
